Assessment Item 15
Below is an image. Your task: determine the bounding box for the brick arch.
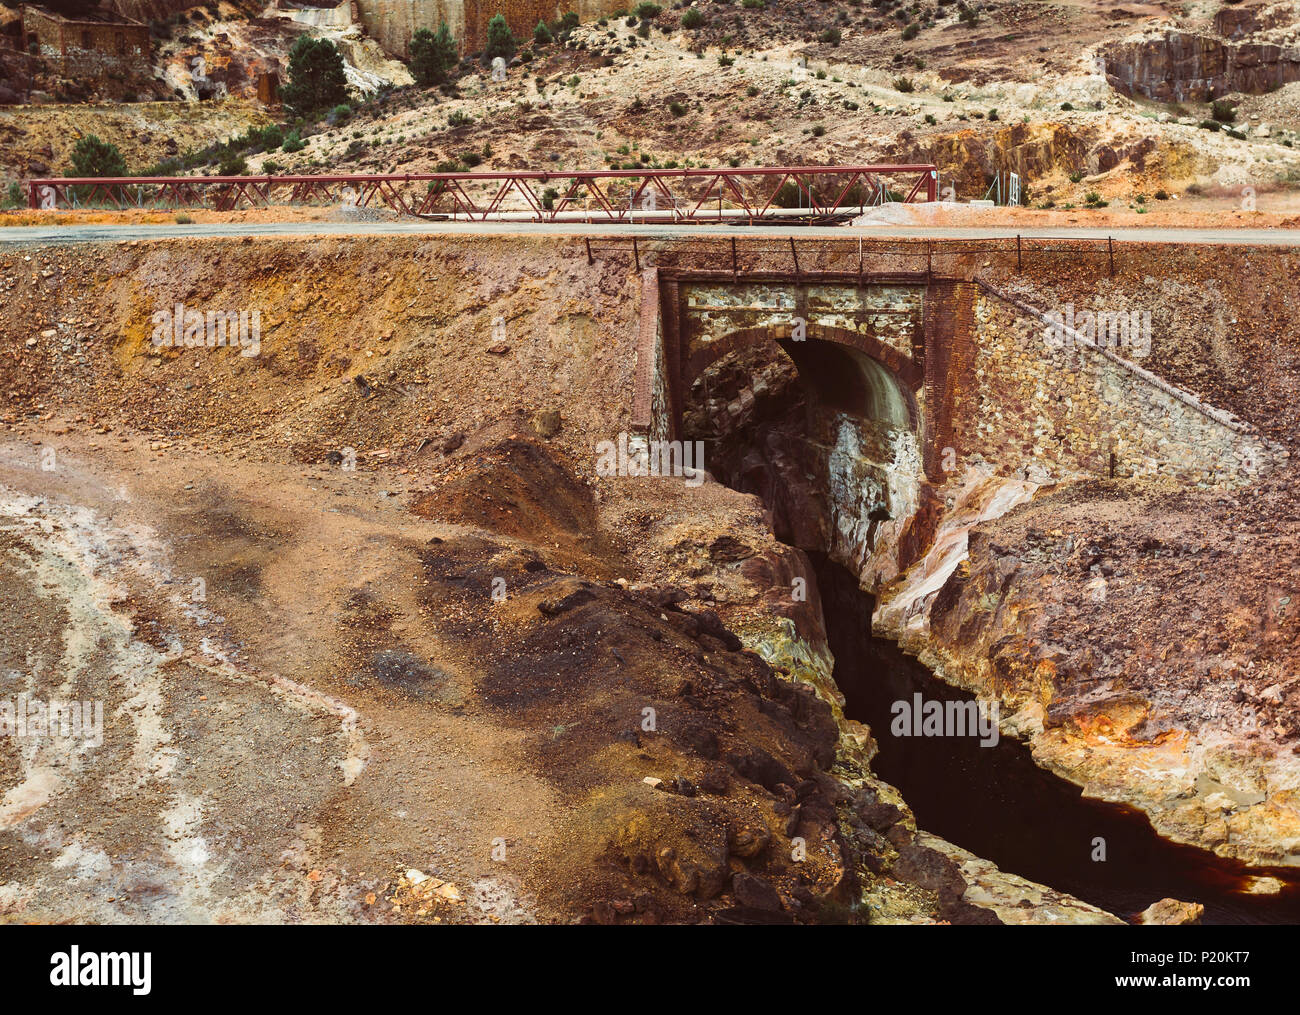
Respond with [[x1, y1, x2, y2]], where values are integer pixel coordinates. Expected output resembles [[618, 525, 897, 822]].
[[684, 323, 924, 429]]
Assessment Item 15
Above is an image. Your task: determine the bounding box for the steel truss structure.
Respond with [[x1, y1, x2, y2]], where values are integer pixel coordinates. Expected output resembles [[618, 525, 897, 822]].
[[27, 165, 939, 222]]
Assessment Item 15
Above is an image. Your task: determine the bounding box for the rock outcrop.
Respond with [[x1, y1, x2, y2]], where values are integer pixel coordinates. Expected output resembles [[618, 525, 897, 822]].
[[1103, 29, 1300, 102]]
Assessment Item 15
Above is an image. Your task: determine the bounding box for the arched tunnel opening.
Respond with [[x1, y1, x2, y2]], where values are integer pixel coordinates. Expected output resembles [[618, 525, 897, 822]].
[[683, 335, 918, 559], [682, 329, 1300, 925]]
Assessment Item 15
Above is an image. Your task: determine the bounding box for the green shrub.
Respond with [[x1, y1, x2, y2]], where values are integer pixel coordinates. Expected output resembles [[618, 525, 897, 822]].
[[553, 11, 580, 38], [682, 6, 704, 28], [279, 36, 348, 118], [669, 100, 686, 116], [484, 13, 516, 62], [819, 27, 841, 44], [1211, 99, 1236, 123], [281, 130, 305, 153], [893, 76, 915, 92], [772, 181, 804, 208], [633, 1, 662, 16], [218, 153, 248, 176], [533, 20, 553, 45], [902, 22, 919, 39], [69, 135, 127, 177], [411, 22, 459, 85], [448, 109, 472, 127]]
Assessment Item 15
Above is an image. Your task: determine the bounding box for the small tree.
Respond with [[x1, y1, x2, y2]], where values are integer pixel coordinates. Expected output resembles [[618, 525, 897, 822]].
[[279, 36, 348, 118], [69, 135, 127, 177], [553, 11, 579, 40], [484, 13, 515, 63], [411, 21, 458, 86], [533, 20, 553, 46]]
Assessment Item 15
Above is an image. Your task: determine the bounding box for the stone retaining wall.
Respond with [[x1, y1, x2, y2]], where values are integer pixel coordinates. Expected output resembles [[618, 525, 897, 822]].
[[964, 284, 1273, 487]]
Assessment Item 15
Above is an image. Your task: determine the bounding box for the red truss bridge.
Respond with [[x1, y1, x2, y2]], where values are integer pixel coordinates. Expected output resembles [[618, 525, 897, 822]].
[[25, 165, 940, 223]]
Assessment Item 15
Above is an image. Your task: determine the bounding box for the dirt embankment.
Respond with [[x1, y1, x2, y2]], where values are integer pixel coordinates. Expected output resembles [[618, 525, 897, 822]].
[[0, 100, 272, 180], [0, 233, 1129, 924]]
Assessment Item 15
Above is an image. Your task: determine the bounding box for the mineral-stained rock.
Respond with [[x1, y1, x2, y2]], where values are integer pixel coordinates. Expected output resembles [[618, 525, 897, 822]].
[[732, 872, 785, 912], [1139, 898, 1206, 925]]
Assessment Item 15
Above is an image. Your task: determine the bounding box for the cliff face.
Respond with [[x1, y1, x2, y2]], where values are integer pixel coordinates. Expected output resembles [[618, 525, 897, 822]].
[[1103, 29, 1300, 102], [353, 0, 628, 58]]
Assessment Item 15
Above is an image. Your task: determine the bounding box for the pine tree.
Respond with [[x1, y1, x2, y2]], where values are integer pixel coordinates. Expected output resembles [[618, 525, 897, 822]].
[[279, 36, 348, 118], [69, 135, 127, 177], [533, 20, 552, 46], [411, 22, 459, 85], [484, 13, 516, 63]]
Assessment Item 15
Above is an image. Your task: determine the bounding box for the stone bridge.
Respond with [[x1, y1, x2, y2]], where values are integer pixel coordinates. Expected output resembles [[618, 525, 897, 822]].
[[633, 268, 1273, 489]]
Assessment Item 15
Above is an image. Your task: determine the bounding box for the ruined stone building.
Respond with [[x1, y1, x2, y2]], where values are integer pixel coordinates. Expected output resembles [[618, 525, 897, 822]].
[[20, 4, 150, 78]]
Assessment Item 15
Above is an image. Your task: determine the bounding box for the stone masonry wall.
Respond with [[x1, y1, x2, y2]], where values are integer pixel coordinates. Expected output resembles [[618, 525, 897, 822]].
[[681, 282, 924, 359], [964, 287, 1273, 488], [22, 8, 150, 78], [354, 0, 465, 59], [633, 268, 671, 443]]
